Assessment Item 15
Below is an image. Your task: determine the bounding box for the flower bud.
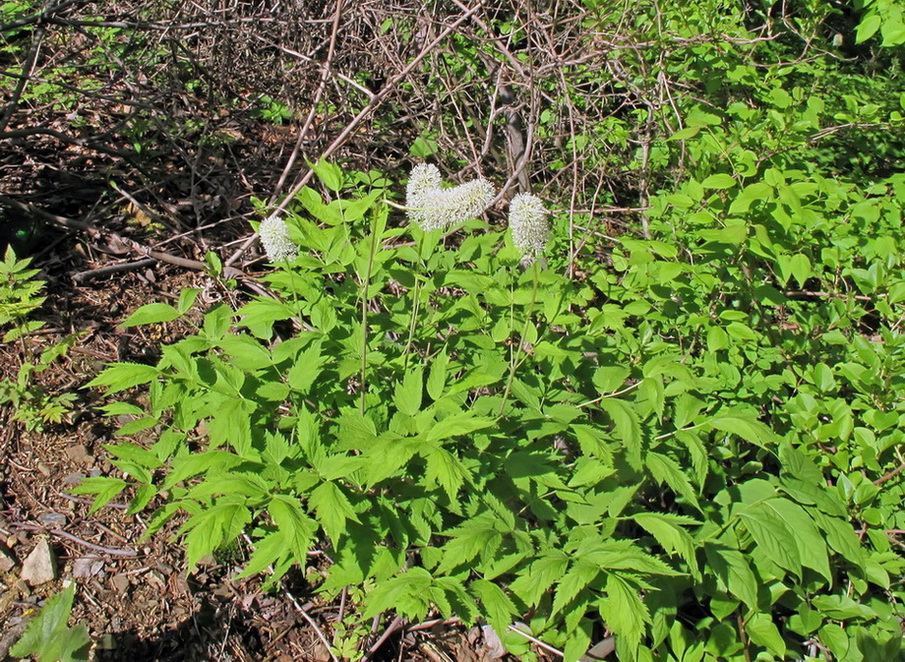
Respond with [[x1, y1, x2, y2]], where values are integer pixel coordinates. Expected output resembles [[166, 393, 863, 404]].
[[259, 214, 298, 262], [508, 193, 549, 260]]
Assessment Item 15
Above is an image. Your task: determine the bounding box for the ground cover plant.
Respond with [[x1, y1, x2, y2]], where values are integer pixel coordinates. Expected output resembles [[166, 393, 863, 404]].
[[2, 0, 903, 660]]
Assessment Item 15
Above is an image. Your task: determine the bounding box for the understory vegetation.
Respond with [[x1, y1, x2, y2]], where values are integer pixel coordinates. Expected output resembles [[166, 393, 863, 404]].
[[2, 0, 903, 660]]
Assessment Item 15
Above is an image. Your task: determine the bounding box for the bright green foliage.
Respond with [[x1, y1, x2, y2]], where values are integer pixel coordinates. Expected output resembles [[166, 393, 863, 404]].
[[86, 152, 903, 660], [0, 247, 78, 430], [10, 584, 91, 662], [81, 1, 904, 660]]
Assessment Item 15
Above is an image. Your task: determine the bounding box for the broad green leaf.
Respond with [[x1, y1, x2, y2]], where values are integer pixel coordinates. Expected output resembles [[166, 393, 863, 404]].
[[234, 530, 289, 579], [552, 560, 598, 615], [364, 567, 434, 621], [311, 158, 343, 191], [424, 446, 470, 499], [668, 125, 701, 141], [765, 498, 831, 582], [69, 476, 128, 515], [9, 584, 90, 662], [471, 579, 519, 635], [601, 574, 649, 657], [181, 502, 252, 570], [269, 494, 317, 562], [308, 481, 360, 545], [120, 302, 181, 327], [708, 415, 777, 450], [632, 512, 699, 575], [701, 173, 736, 189], [426, 413, 495, 444], [426, 349, 449, 400], [855, 13, 881, 43], [599, 399, 643, 469], [394, 366, 423, 417], [704, 544, 759, 609], [745, 612, 786, 657], [646, 452, 702, 513], [177, 288, 201, 314], [87, 363, 160, 394], [738, 501, 802, 578]]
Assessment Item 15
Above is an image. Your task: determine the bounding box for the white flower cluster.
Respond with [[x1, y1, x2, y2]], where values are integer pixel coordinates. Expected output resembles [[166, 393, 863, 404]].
[[405, 164, 495, 231], [508, 193, 549, 261], [404, 164, 551, 260], [259, 214, 298, 263]]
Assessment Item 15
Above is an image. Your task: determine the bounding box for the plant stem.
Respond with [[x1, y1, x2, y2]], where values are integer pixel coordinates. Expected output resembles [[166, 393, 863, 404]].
[[359, 213, 380, 415], [498, 260, 539, 417]]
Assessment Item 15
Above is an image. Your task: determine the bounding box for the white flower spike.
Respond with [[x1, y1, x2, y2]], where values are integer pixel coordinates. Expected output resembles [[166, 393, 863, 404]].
[[259, 214, 298, 262], [508, 193, 550, 261], [406, 164, 495, 231]]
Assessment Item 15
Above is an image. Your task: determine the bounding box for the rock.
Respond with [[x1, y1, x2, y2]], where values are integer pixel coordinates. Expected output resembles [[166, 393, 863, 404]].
[[0, 546, 15, 572], [20, 539, 57, 586], [38, 512, 68, 528], [481, 624, 507, 659], [110, 573, 131, 594], [64, 444, 95, 465], [72, 557, 105, 578]]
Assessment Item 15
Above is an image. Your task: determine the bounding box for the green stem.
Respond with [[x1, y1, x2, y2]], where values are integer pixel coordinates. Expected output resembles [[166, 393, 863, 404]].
[[359, 215, 380, 415], [497, 261, 540, 418], [402, 275, 422, 372]]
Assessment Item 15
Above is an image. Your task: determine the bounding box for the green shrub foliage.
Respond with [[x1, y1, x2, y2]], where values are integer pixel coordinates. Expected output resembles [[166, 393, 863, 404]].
[[81, 1, 903, 660], [85, 158, 903, 661]]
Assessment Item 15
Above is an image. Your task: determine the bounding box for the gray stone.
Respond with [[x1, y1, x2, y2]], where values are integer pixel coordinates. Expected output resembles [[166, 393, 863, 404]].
[[20, 539, 57, 586]]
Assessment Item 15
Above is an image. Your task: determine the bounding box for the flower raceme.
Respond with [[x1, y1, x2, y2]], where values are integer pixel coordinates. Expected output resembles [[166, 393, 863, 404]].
[[258, 214, 299, 263], [508, 193, 550, 260], [405, 164, 495, 231]]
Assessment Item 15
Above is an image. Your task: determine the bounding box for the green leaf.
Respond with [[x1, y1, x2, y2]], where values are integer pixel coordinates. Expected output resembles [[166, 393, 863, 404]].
[[601, 574, 649, 657], [10, 583, 90, 661], [855, 13, 882, 43], [426, 413, 495, 444], [268, 494, 318, 563], [311, 158, 344, 192], [599, 399, 643, 469], [87, 363, 160, 394], [424, 446, 470, 500], [235, 530, 289, 579], [552, 560, 598, 615], [725, 322, 757, 341], [704, 544, 759, 609], [701, 173, 736, 189], [668, 126, 701, 141], [181, 502, 252, 570], [738, 501, 802, 578], [394, 366, 423, 417], [426, 350, 449, 400], [287, 342, 326, 395], [646, 452, 702, 512], [203, 303, 232, 339], [811, 595, 878, 620], [745, 612, 786, 657], [632, 512, 699, 575], [69, 476, 128, 515], [708, 415, 777, 451], [308, 481, 360, 545], [365, 567, 434, 621], [178, 288, 201, 314], [471, 579, 519, 635], [765, 498, 831, 582], [120, 302, 181, 327]]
